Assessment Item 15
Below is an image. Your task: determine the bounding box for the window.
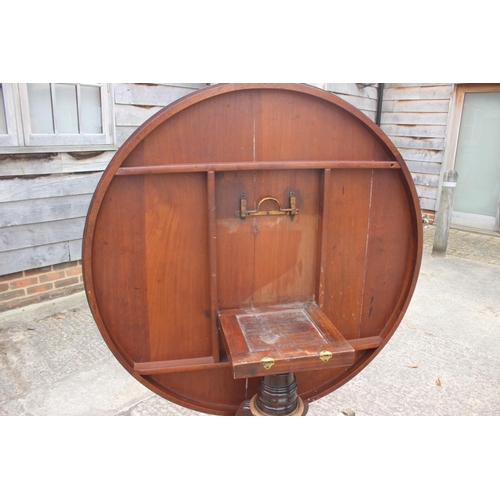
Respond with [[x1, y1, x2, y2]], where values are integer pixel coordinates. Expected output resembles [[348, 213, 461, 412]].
[[0, 83, 114, 153], [0, 83, 20, 147], [0, 85, 7, 133]]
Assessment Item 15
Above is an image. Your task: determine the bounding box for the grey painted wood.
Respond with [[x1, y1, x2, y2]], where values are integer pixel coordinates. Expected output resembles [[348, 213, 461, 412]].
[[381, 124, 447, 138], [323, 84, 378, 120], [419, 198, 436, 210], [324, 83, 379, 99], [61, 151, 115, 173], [359, 110, 376, 121], [0, 173, 102, 203], [411, 173, 440, 188], [381, 83, 452, 215], [0, 242, 70, 275], [115, 127, 136, 147], [0, 152, 114, 176], [383, 85, 453, 100], [381, 112, 449, 125], [0, 154, 63, 176], [415, 185, 438, 199], [333, 93, 378, 112], [0, 218, 86, 252], [115, 104, 163, 127], [398, 148, 443, 163], [390, 136, 445, 151], [405, 160, 443, 175], [69, 239, 82, 261], [114, 83, 207, 106], [385, 83, 452, 88], [1, 194, 92, 227], [149, 83, 207, 88], [383, 99, 451, 113]]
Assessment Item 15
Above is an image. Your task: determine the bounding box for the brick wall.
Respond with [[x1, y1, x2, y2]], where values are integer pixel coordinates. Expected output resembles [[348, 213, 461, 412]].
[[0, 261, 83, 313], [422, 209, 436, 226]]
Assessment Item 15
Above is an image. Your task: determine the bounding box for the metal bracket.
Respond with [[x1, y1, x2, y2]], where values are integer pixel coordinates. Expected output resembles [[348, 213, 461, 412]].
[[235, 192, 299, 220], [260, 357, 275, 370], [319, 350, 333, 363]]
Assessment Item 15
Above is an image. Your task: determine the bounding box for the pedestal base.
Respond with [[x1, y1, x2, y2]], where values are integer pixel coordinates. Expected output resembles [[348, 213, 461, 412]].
[[235, 373, 309, 416]]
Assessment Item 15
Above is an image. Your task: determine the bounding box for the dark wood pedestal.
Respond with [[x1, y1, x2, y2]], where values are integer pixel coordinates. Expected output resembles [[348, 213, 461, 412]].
[[236, 373, 309, 416]]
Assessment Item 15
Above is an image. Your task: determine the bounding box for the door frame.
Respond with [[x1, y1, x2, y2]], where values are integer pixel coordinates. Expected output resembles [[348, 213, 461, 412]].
[[443, 83, 500, 232]]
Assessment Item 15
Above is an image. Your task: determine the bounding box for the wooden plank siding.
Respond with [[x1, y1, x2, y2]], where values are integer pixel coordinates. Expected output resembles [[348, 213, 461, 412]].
[[380, 83, 453, 211], [0, 151, 117, 176], [0, 172, 102, 202], [0, 243, 72, 276], [322, 83, 379, 122], [1, 218, 86, 253], [0, 84, 209, 276]]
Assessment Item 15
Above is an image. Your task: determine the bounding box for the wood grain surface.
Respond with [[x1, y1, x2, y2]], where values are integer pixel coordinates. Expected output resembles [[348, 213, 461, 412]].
[[83, 83, 422, 415]]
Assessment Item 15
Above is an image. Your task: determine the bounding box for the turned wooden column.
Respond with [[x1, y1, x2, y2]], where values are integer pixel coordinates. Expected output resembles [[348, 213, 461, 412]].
[[236, 373, 308, 416]]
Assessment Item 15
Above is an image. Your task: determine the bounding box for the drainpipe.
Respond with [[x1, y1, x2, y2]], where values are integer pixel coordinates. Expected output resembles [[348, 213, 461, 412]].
[[376, 83, 384, 126]]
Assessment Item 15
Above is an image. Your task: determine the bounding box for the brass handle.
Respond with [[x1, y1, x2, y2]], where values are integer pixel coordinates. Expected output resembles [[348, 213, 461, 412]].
[[235, 192, 299, 220]]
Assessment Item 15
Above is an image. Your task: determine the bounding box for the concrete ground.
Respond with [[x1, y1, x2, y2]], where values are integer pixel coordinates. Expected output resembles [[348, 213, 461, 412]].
[[1, 226, 500, 416]]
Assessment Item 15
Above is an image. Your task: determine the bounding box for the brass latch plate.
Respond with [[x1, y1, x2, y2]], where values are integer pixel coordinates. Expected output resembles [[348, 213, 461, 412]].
[[235, 192, 299, 220], [319, 350, 333, 362], [260, 357, 275, 370]]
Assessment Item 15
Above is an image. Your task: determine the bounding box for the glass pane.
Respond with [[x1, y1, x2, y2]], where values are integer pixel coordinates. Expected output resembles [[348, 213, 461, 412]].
[[0, 84, 7, 134], [80, 85, 102, 133], [55, 84, 79, 133], [454, 92, 500, 217], [27, 83, 54, 134]]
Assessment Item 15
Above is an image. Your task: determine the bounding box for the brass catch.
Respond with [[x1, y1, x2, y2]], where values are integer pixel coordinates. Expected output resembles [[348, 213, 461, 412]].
[[319, 350, 333, 362], [260, 357, 275, 370], [236, 192, 299, 220]]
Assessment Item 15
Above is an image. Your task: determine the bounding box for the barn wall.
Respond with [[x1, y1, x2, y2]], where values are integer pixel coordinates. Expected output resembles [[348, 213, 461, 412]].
[[379, 83, 454, 212]]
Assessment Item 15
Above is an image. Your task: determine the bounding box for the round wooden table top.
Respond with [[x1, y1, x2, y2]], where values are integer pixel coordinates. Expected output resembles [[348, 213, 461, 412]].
[[83, 83, 423, 415]]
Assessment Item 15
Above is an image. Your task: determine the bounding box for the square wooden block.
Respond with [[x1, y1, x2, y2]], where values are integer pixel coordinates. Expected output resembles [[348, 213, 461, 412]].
[[218, 302, 356, 379]]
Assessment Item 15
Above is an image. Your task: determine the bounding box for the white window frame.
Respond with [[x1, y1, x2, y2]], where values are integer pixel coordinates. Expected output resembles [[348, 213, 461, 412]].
[[0, 83, 21, 147], [0, 83, 116, 153]]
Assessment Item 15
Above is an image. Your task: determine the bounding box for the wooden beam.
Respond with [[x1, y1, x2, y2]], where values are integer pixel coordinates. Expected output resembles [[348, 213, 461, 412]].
[[133, 357, 231, 375], [317, 169, 331, 309], [207, 171, 220, 363], [348, 336, 383, 351], [116, 160, 400, 176]]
